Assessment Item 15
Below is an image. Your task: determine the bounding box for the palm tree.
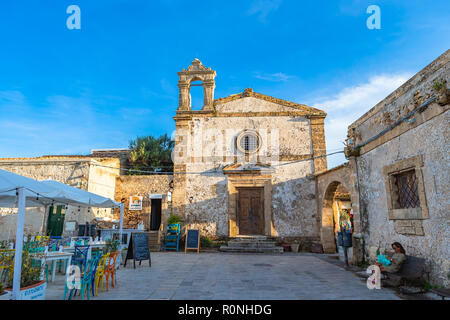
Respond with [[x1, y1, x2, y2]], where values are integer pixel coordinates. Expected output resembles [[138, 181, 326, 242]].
[[128, 134, 174, 174]]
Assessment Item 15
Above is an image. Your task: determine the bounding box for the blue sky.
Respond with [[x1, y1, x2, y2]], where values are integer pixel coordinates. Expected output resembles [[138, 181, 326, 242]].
[[0, 0, 449, 168]]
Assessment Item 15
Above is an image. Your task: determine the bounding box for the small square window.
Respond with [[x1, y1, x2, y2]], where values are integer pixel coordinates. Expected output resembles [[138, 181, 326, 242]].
[[394, 169, 420, 209]]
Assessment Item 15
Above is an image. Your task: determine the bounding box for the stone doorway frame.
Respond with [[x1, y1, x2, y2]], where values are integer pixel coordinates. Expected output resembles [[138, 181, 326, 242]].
[[225, 174, 273, 237]]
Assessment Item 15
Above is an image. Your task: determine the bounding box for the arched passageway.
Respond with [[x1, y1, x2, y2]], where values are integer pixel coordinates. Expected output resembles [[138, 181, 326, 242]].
[[321, 181, 353, 254]]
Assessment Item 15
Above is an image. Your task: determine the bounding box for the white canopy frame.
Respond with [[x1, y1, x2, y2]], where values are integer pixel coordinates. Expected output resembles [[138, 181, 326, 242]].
[[0, 169, 124, 300]]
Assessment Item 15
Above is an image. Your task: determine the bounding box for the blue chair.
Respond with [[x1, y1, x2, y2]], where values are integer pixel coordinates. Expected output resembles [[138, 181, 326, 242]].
[[49, 236, 63, 248], [164, 224, 181, 252], [72, 245, 90, 273], [48, 237, 68, 273]]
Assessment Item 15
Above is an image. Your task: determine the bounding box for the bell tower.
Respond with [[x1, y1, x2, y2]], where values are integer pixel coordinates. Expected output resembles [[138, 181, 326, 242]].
[[177, 58, 216, 111]]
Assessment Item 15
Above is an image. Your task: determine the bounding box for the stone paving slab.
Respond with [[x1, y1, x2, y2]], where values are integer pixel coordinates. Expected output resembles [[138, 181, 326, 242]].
[[45, 252, 402, 300]]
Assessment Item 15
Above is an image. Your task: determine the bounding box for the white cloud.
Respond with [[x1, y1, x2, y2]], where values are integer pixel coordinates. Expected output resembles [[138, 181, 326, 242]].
[[248, 0, 282, 22], [254, 72, 295, 82], [309, 73, 413, 168], [313, 74, 412, 112]]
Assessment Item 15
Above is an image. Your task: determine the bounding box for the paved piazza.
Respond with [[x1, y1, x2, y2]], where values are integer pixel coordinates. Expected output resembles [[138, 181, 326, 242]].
[[46, 252, 401, 300]]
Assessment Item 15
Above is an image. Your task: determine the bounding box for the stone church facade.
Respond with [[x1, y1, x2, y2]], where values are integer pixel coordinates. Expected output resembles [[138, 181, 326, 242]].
[[171, 59, 327, 242]]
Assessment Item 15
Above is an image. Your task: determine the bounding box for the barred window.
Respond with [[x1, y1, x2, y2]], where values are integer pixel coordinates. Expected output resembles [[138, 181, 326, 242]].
[[394, 170, 420, 208], [237, 131, 260, 153]]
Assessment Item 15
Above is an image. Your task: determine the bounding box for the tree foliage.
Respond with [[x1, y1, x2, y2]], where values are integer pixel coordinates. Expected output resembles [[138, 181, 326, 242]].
[[128, 134, 174, 174]]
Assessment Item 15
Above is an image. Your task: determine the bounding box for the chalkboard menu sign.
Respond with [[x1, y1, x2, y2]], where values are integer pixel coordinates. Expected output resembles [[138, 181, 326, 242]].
[[124, 232, 151, 268], [185, 229, 200, 253]]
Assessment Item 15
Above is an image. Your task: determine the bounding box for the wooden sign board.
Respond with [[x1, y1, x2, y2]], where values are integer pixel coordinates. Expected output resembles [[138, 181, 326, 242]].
[[185, 229, 200, 253], [124, 232, 151, 268]]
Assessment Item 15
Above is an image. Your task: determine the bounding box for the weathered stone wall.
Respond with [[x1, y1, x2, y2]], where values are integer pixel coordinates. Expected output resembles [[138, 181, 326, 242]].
[[346, 50, 450, 286], [114, 175, 173, 229], [173, 95, 324, 240], [90, 149, 131, 172], [0, 208, 45, 240], [0, 156, 120, 239], [357, 113, 449, 286]]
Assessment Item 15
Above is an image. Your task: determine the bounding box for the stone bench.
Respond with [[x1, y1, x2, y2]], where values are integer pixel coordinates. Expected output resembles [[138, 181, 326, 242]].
[[429, 288, 450, 300], [355, 255, 428, 288], [382, 255, 428, 287]]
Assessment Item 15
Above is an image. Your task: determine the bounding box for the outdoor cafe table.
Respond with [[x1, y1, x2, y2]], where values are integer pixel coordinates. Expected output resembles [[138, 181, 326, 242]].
[[62, 243, 106, 261], [30, 252, 73, 283]]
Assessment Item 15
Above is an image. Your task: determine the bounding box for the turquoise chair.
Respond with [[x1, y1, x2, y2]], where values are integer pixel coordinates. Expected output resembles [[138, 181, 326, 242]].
[[24, 243, 49, 282], [63, 256, 99, 300], [164, 224, 181, 251]]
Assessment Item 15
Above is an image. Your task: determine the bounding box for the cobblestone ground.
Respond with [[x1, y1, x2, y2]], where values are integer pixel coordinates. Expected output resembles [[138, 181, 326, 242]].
[[46, 252, 401, 300]]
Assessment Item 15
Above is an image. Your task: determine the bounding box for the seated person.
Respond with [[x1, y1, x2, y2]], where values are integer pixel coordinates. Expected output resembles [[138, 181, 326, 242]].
[[376, 242, 406, 273]]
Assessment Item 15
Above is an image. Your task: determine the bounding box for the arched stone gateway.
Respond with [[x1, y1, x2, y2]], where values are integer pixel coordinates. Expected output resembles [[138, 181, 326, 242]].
[[316, 163, 360, 257], [321, 181, 352, 253]]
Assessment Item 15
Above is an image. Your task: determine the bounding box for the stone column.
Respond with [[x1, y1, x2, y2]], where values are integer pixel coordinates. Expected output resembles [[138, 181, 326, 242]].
[[177, 80, 190, 111], [202, 80, 215, 111]]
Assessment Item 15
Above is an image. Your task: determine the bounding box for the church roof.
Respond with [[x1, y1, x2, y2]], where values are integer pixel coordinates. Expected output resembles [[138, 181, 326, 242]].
[[213, 88, 326, 116]]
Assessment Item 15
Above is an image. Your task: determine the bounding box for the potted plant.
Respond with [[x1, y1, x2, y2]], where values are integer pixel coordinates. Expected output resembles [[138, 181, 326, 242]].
[[4, 253, 47, 300], [0, 283, 11, 300]]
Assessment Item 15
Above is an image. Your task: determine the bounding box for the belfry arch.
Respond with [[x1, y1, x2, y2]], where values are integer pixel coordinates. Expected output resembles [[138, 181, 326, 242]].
[[177, 58, 216, 111]]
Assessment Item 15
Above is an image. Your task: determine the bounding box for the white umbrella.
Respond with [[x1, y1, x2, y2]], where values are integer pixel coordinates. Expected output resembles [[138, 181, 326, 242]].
[[40, 180, 125, 258], [0, 169, 73, 207], [0, 169, 124, 300], [40, 180, 120, 208]]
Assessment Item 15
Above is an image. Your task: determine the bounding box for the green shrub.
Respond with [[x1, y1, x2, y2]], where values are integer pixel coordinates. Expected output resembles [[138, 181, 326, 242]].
[[6, 253, 42, 288], [432, 81, 445, 91], [200, 236, 213, 248], [200, 237, 226, 248], [0, 240, 9, 249], [167, 214, 181, 225], [104, 238, 120, 253]]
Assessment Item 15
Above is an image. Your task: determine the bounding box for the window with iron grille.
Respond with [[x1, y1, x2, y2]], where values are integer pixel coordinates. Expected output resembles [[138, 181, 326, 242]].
[[237, 131, 260, 153], [394, 169, 420, 208]]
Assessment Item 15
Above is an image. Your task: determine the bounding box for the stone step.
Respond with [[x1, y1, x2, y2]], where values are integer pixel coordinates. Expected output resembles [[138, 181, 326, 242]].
[[220, 234, 283, 253], [233, 235, 268, 241], [219, 245, 283, 253], [227, 241, 276, 248]]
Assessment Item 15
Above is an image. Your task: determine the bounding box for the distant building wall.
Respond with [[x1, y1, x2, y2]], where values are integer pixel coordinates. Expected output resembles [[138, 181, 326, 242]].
[[114, 174, 173, 230], [0, 156, 120, 239]]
